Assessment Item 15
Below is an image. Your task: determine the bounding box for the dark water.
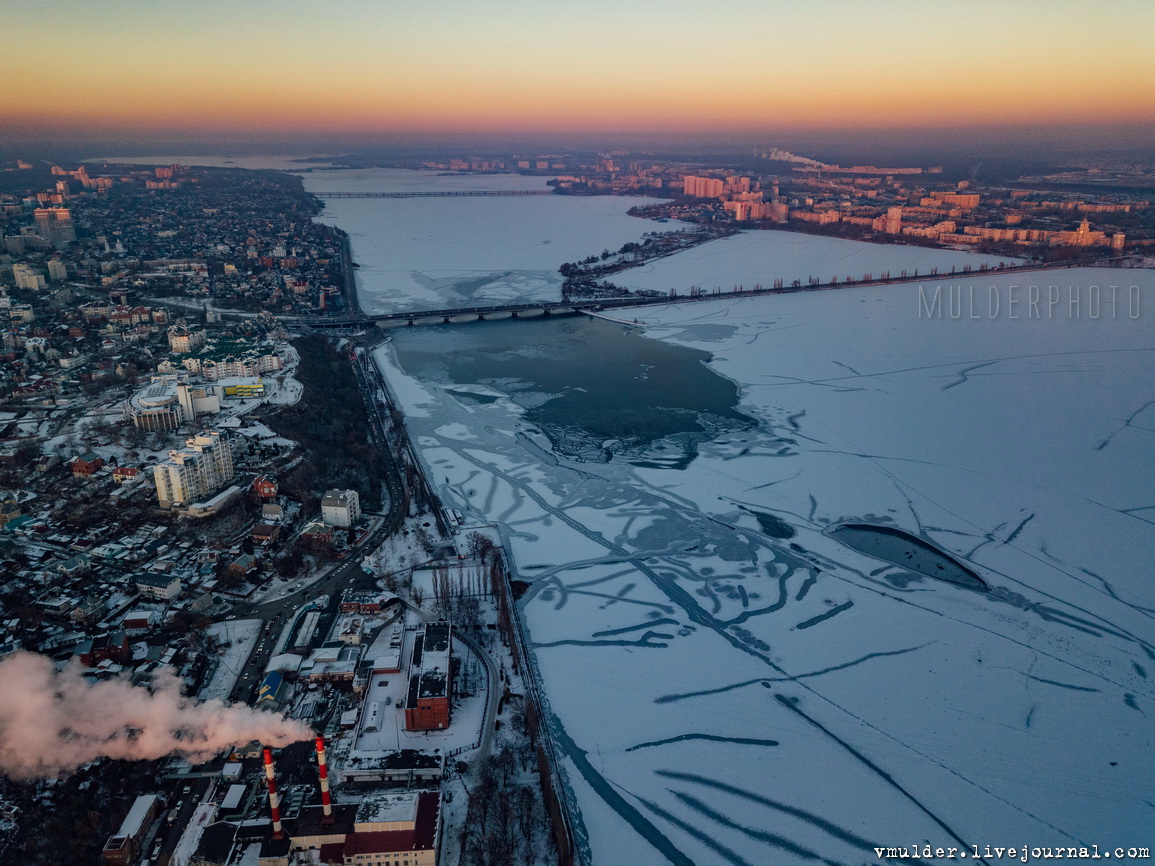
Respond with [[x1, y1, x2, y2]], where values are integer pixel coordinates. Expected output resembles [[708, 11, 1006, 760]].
[[390, 315, 753, 465], [828, 523, 988, 590]]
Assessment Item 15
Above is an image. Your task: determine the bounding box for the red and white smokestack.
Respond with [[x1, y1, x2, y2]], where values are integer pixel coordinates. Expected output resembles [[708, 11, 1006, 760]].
[[315, 735, 333, 823], [262, 747, 284, 840]]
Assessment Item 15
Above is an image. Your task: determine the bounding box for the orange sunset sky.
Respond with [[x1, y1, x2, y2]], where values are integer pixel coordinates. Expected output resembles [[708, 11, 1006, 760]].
[[3, 0, 1154, 142]]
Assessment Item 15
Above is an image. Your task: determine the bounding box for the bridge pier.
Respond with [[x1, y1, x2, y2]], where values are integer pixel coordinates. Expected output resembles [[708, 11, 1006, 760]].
[[510, 310, 519, 318], [477, 312, 486, 320], [443, 316, 452, 324], [542, 308, 551, 316], [407, 318, 415, 326]]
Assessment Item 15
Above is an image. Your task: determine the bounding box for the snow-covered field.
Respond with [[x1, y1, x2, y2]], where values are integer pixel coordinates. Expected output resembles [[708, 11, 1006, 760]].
[[375, 267, 1155, 864]]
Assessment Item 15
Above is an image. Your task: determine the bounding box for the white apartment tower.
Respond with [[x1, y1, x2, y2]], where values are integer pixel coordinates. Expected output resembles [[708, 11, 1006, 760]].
[[153, 432, 235, 508], [321, 489, 361, 527]]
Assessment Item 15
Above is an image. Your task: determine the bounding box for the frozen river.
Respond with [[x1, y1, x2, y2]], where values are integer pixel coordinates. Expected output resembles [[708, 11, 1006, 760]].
[[381, 268, 1155, 864]]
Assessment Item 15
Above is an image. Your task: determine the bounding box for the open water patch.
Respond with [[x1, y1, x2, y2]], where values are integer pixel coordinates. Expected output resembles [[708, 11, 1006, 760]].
[[391, 315, 754, 467], [827, 523, 987, 590]]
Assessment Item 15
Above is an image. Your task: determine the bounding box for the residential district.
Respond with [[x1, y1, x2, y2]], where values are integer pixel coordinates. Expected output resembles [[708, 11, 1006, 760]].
[[0, 148, 1151, 865]]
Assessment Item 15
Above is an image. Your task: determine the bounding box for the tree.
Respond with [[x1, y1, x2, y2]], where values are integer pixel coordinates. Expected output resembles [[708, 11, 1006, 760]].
[[465, 531, 494, 561], [170, 610, 212, 635]]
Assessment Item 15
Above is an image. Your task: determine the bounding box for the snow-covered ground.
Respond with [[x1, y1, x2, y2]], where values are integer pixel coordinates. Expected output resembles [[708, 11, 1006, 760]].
[[375, 267, 1155, 864], [171, 801, 218, 866], [265, 343, 303, 406], [200, 619, 263, 701]]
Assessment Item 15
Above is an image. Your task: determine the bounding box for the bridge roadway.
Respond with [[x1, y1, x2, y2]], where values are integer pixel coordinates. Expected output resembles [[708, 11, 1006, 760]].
[[288, 257, 1108, 329], [313, 189, 553, 198], [289, 296, 654, 328], [286, 257, 1129, 332]]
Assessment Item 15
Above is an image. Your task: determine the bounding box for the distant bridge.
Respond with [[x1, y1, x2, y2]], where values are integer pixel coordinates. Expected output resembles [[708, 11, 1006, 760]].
[[282, 257, 1119, 330], [313, 189, 553, 199]]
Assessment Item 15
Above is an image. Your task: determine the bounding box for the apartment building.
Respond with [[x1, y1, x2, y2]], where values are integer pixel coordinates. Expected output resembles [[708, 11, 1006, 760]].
[[153, 431, 235, 508]]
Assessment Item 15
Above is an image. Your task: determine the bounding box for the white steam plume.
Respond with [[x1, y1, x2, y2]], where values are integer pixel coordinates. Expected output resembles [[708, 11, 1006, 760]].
[[0, 652, 312, 779]]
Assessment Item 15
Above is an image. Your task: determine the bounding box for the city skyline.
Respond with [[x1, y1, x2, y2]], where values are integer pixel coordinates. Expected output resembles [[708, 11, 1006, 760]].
[[3, 0, 1154, 146]]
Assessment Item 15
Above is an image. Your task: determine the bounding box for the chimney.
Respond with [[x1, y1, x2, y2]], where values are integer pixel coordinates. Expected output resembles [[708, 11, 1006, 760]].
[[315, 735, 333, 824], [263, 747, 285, 840]]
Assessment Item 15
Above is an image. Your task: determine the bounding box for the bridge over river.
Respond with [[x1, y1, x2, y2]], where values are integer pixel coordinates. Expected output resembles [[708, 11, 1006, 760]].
[[313, 189, 553, 199], [286, 257, 1111, 330]]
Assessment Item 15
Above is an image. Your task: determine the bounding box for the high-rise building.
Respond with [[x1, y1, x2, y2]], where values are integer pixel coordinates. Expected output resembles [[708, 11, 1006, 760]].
[[682, 175, 725, 198], [885, 206, 903, 234], [47, 259, 68, 281], [153, 431, 235, 508], [33, 208, 76, 246], [12, 263, 46, 290]]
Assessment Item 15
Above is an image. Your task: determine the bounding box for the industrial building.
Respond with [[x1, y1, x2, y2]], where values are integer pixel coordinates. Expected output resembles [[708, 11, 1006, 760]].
[[101, 794, 160, 866], [191, 740, 440, 866], [404, 622, 452, 731]]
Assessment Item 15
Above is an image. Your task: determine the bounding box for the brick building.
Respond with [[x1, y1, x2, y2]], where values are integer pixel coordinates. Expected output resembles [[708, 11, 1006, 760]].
[[404, 623, 452, 732]]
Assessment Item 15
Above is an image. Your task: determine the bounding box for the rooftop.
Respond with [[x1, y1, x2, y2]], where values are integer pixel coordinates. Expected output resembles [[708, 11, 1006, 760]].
[[356, 790, 418, 826]]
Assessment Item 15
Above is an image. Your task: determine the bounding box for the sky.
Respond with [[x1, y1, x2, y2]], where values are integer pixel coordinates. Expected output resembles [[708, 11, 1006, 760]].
[[2, 0, 1154, 146]]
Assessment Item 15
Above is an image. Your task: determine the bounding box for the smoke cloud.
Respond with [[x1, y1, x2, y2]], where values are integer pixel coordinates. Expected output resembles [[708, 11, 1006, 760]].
[[0, 652, 313, 779]]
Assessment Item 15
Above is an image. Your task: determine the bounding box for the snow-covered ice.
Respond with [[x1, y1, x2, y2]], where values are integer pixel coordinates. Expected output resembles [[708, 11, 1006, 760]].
[[297, 169, 670, 314], [375, 267, 1155, 864], [615, 229, 1022, 297]]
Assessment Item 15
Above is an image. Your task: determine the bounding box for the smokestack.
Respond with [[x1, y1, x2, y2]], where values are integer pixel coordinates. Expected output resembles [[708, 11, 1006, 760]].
[[263, 747, 284, 840], [315, 735, 334, 823]]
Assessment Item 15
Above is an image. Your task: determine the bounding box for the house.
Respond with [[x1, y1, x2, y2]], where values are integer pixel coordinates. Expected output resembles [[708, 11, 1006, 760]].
[[321, 489, 360, 528], [298, 521, 334, 552], [75, 630, 130, 666], [252, 475, 278, 500], [71, 451, 105, 477], [260, 502, 285, 523], [54, 553, 91, 578], [122, 609, 160, 633], [135, 573, 181, 601], [112, 466, 140, 485], [34, 455, 60, 473], [69, 596, 106, 624], [0, 499, 21, 529], [256, 670, 286, 707], [251, 523, 281, 547], [226, 553, 258, 578]]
